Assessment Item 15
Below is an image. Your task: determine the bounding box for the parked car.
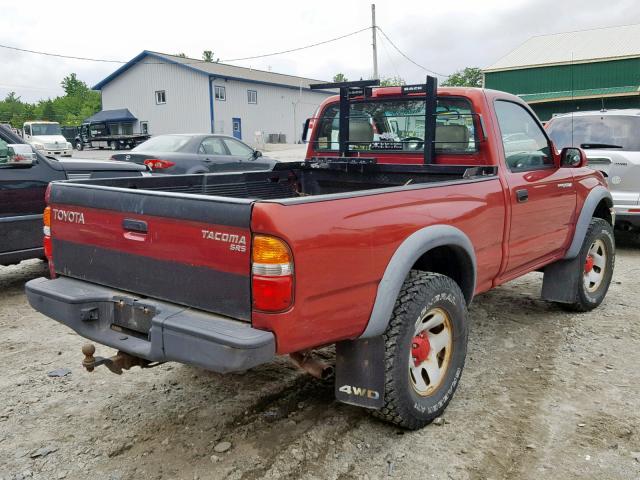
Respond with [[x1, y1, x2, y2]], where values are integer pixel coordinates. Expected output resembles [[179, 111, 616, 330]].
[[110, 134, 277, 173], [546, 109, 640, 234], [26, 80, 614, 431], [0, 125, 148, 267]]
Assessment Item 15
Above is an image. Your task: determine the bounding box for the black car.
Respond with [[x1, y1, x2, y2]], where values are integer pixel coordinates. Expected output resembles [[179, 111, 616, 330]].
[[0, 126, 147, 267], [111, 134, 278, 173]]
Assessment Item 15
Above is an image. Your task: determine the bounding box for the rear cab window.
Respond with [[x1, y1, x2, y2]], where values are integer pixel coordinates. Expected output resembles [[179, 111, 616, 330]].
[[313, 97, 477, 155]]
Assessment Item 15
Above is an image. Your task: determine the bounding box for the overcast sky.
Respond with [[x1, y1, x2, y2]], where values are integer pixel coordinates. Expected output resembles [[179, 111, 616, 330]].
[[1, 0, 639, 102]]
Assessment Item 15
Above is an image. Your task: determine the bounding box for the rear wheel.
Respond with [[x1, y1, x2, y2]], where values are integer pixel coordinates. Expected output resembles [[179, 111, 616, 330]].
[[562, 218, 615, 312], [372, 271, 468, 430], [75, 141, 83, 151]]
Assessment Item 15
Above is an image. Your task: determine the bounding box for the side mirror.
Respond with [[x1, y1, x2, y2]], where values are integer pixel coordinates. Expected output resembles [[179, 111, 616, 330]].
[[253, 150, 263, 159], [302, 118, 311, 143], [560, 147, 587, 168], [3, 144, 35, 166]]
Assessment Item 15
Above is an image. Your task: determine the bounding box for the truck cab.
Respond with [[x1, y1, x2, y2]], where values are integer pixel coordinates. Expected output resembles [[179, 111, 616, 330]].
[[23, 121, 73, 157]]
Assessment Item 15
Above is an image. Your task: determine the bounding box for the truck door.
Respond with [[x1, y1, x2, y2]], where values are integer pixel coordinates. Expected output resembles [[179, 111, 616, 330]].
[[494, 100, 576, 275]]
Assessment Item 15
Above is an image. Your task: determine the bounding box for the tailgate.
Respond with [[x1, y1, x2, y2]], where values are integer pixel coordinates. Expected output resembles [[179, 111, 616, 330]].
[[48, 183, 252, 320]]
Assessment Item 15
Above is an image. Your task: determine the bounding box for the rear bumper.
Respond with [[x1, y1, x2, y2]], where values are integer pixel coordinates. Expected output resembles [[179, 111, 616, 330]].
[[44, 149, 72, 156], [614, 205, 640, 227], [25, 277, 275, 373]]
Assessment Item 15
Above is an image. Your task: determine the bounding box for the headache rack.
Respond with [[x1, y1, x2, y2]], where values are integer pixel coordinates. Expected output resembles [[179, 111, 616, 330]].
[[308, 76, 481, 166]]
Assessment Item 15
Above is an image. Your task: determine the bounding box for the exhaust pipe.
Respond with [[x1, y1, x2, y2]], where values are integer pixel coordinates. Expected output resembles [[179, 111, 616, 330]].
[[290, 351, 334, 379]]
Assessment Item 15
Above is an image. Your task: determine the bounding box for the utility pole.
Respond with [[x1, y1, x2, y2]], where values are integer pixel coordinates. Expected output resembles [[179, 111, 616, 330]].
[[371, 4, 379, 79]]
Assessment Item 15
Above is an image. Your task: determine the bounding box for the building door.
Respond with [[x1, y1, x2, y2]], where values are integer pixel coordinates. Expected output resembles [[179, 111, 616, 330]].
[[232, 118, 242, 140]]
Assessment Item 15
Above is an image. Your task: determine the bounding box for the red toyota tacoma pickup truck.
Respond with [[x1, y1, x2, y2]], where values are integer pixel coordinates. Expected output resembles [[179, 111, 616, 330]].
[[26, 78, 615, 430]]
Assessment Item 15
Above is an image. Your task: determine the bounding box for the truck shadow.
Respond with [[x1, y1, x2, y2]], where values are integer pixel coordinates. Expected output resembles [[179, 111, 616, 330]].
[[0, 259, 48, 294], [614, 229, 640, 250]]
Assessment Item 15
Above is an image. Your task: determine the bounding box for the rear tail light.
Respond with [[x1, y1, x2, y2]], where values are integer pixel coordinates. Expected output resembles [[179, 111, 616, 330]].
[[252, 235, 293, 312], [43, 206, 51, 238], [43, 205, 56, 278], [143, 159, 175, 170]]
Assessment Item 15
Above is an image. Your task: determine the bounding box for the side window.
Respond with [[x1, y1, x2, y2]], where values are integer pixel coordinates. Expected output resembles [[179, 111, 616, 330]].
[[24, 125, 31, 136], [155, 90, 166, 105], [247, 90, 257, 104], [495, 100, 552, 170], [199, 137, 227, 155], [223, 138, 253, 156], [215, 86, 226, 101]]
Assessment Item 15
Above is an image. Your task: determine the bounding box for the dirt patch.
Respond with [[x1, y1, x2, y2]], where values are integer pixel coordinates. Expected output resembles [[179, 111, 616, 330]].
[[1, 235, 639, 480]]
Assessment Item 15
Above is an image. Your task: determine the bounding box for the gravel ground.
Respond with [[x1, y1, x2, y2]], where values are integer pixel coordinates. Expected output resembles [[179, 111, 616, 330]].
[[1, 233, 639, 480]]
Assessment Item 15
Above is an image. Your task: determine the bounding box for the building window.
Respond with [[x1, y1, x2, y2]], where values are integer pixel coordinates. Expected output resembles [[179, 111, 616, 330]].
[[140, 122, 149, 135], [215, 86, 226, 101], [247, 90, 257, 104], [155, 90, 166, 104]]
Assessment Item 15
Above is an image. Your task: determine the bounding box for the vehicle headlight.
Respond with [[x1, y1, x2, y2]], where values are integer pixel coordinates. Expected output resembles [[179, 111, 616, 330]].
[[33, 143, 44, 150], [66, 142, 72, 149]]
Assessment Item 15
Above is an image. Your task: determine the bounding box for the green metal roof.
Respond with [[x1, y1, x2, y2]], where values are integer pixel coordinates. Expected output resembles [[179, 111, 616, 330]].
[[518, 85, 640, 103]]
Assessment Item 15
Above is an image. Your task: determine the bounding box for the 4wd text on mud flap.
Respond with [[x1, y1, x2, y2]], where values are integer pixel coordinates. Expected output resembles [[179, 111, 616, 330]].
[[201, 229, 247, 252], [52, 209, 85, 224], [339, 385, 380, 399]]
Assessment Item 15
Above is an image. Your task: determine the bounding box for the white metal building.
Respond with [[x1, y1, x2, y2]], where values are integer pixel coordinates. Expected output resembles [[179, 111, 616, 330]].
[[93, 51, 334, 145]]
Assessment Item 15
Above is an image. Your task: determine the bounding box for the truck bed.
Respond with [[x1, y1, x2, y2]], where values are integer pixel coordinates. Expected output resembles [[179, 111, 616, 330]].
[[66, 162, 497, 202]]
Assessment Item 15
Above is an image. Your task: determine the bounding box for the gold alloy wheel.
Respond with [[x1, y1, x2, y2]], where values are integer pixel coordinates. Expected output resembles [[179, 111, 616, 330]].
[[584, 239, 607, 293], [409, 307, 453, 397]]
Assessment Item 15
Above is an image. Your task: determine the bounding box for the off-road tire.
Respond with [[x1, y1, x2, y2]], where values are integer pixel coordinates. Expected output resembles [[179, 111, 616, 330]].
[[372, 271, 468, 430], [562, 218, 615, 312], [75, 141, 83, 151]]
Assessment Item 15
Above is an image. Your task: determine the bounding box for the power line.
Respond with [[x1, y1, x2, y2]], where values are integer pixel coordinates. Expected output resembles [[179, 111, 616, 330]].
[[377, 34, 402, 80], [0, 27, 371, 66], [375, 26, 448, 77], [0, 44, 125, 63], [220, 27, 371, 62]]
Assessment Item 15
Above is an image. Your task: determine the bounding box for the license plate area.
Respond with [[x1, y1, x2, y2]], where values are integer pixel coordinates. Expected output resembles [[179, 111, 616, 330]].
[[112, 296, 156, 336]]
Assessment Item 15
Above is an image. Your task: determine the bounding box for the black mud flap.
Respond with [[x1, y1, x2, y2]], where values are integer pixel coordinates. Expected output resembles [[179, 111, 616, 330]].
[[541, 256, 581, 303], [335, 336, 385, 409]]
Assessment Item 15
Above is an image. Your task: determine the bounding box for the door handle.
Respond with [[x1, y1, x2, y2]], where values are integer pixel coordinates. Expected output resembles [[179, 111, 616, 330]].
[[203, 158, 212, 163], [122, 218, 148, 233], [516, 189, 529, 203]]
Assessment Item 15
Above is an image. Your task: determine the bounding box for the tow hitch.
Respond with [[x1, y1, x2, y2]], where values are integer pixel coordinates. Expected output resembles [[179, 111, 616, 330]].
[[81, 344, 160, 375]]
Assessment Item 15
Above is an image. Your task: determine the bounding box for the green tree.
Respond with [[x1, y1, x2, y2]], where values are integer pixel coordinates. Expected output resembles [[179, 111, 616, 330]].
[[379, 76, 406, 87], [61, 73, 89, 97], [333, 73, 348, 83], [0, 73, 101, 127], [41, 100, 56, 121], [442, 67, 482, 87], [202, 50, 218, 63]]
